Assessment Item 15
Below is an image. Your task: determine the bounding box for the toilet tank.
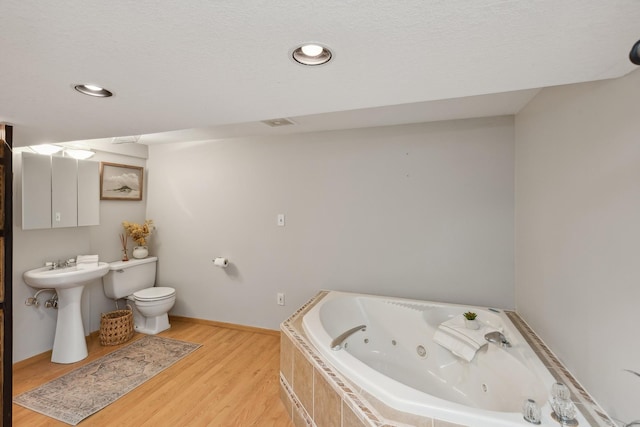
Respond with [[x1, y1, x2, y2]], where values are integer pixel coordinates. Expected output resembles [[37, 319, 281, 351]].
[[103, 256, 158, 299]]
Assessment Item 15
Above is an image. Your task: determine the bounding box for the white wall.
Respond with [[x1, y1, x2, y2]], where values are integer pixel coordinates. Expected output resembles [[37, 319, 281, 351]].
[[12, 149, 147, 362], [515, 69, 640, 422], [146, 117, 515, 330]]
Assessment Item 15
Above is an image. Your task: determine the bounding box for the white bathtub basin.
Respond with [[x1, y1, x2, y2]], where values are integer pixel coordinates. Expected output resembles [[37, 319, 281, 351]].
[[302, 291, 590, 426]]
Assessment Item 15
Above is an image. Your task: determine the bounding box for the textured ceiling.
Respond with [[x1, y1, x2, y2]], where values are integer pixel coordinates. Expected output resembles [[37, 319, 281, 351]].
[[1, 1, 639, 147]]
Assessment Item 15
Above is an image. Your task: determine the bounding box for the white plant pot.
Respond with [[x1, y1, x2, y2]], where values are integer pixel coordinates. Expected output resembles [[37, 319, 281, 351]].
[[132, 246, 148, 259], [465, 319, 479, 330]]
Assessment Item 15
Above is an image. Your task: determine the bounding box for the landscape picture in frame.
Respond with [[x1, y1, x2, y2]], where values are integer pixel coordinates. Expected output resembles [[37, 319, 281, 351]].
[[100, 162, 144, 201]]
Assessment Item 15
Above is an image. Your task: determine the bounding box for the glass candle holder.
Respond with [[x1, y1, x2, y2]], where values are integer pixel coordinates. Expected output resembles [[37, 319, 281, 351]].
[[522, 398, 542, 424], [551, 382, 571, 400], [551, 397, 577, 421]]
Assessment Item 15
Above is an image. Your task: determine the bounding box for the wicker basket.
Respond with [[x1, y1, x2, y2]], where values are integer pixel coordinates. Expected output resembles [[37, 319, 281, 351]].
[[99, 307, 134, 346]]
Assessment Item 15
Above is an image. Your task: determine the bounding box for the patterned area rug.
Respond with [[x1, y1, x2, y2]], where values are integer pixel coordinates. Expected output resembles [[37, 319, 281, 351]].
[[14, 335, 201, 425]]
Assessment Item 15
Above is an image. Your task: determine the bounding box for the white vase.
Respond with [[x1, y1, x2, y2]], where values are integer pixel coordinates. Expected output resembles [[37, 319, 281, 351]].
[[132, 246, 148, 259]]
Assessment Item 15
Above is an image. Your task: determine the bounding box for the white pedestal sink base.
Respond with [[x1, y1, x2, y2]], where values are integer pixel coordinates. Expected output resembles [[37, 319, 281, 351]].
[[51, 285, 88, 364], [22, 262, 109, 364]]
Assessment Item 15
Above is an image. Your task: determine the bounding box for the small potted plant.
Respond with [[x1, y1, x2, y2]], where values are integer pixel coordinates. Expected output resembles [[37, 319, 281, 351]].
[[463, 311, 479, 329]]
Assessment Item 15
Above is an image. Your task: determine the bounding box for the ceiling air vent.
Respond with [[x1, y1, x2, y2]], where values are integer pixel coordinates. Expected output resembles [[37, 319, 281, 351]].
[[110, 135, 141, 144], [261, 118, 295, 127]]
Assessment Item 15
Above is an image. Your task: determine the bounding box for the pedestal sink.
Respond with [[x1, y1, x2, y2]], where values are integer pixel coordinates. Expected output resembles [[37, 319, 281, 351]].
[[23, 262, 109, 364]]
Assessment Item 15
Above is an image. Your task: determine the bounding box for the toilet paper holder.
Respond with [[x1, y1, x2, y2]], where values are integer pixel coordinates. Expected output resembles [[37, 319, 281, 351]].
[[212, 257, 229, 268]]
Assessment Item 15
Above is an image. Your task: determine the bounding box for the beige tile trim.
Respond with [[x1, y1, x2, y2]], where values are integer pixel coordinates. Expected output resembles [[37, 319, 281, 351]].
[[281, 374, 315, 426], [281, 291, 388, 427]]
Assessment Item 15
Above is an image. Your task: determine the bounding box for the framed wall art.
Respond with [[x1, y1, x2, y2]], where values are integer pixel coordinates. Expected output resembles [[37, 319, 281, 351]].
[[100, 162, 144, 201]]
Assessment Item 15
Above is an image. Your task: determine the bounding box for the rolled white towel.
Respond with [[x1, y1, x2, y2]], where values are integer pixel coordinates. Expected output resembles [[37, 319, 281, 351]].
[[439, 315, 498, 347], [433, 329, 479, 362], [433, 315, 499, 362]]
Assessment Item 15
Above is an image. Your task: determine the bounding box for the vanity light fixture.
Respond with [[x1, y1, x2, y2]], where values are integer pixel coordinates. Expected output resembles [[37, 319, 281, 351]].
[[73, 84, 114, 97], [292, 43, 333, 66], [30, 144, 63, 155], [28, 144, 95, 159], [64, 148, 95, 160]]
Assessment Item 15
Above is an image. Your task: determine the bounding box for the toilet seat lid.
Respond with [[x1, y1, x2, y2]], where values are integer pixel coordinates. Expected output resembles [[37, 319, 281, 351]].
[[133, 287, 175, 301]]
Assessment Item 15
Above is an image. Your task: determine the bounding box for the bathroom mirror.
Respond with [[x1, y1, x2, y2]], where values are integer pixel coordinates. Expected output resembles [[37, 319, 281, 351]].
[[22, 152, 100, 229]]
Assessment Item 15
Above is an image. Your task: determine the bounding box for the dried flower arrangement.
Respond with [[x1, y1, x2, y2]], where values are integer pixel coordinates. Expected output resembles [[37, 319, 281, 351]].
[[122, 219, 154, 246]]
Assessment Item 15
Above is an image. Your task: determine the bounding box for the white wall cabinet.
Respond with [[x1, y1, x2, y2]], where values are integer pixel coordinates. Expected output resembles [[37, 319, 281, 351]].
[[22, 152, 100, 230], [51, 156, 78, 228], [21, 152, 51, 229], [77, 160, 100, 226]]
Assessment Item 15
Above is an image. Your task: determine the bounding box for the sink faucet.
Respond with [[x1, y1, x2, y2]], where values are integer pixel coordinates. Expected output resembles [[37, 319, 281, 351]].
[[484, 331, 511, 348], [45, 261, 60, 270], [45, 258, 76, 270]]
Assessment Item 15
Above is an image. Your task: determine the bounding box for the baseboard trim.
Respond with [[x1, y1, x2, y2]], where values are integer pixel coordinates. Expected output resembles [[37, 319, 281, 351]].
[[169, 315, 280, 337]]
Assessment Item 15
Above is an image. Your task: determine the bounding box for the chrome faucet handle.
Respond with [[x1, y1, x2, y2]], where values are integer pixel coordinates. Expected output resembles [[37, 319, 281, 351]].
[[484, 331, 511, 348]]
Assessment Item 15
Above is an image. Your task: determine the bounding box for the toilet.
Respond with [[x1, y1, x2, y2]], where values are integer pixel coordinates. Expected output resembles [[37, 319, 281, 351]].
[[102, 256, 176, 335]]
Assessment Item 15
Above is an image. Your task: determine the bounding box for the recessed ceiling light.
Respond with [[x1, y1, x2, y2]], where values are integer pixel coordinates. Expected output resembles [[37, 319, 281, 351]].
[[74, 84, 114, 97], [292, 43, 332, 66], [301, 44, 324, 57]]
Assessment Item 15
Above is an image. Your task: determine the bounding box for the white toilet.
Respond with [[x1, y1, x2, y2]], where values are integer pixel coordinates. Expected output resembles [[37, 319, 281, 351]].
[[102, 256, 176, 335]]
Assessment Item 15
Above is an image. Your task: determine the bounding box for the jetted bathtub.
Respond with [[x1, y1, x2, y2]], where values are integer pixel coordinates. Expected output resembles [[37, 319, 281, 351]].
[[302, 291, 590, 426]]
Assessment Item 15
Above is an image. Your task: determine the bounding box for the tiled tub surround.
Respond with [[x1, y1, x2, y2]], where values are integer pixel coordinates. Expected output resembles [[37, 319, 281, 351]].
[[280, 291, 615, 427]]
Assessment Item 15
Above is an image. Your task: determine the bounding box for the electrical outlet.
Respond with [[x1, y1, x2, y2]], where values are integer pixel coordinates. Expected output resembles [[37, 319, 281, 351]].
[[277, 292, 285, 306]]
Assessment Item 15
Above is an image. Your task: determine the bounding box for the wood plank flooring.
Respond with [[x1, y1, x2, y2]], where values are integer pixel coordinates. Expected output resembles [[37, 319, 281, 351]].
[[12, 319, 293, 426]]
